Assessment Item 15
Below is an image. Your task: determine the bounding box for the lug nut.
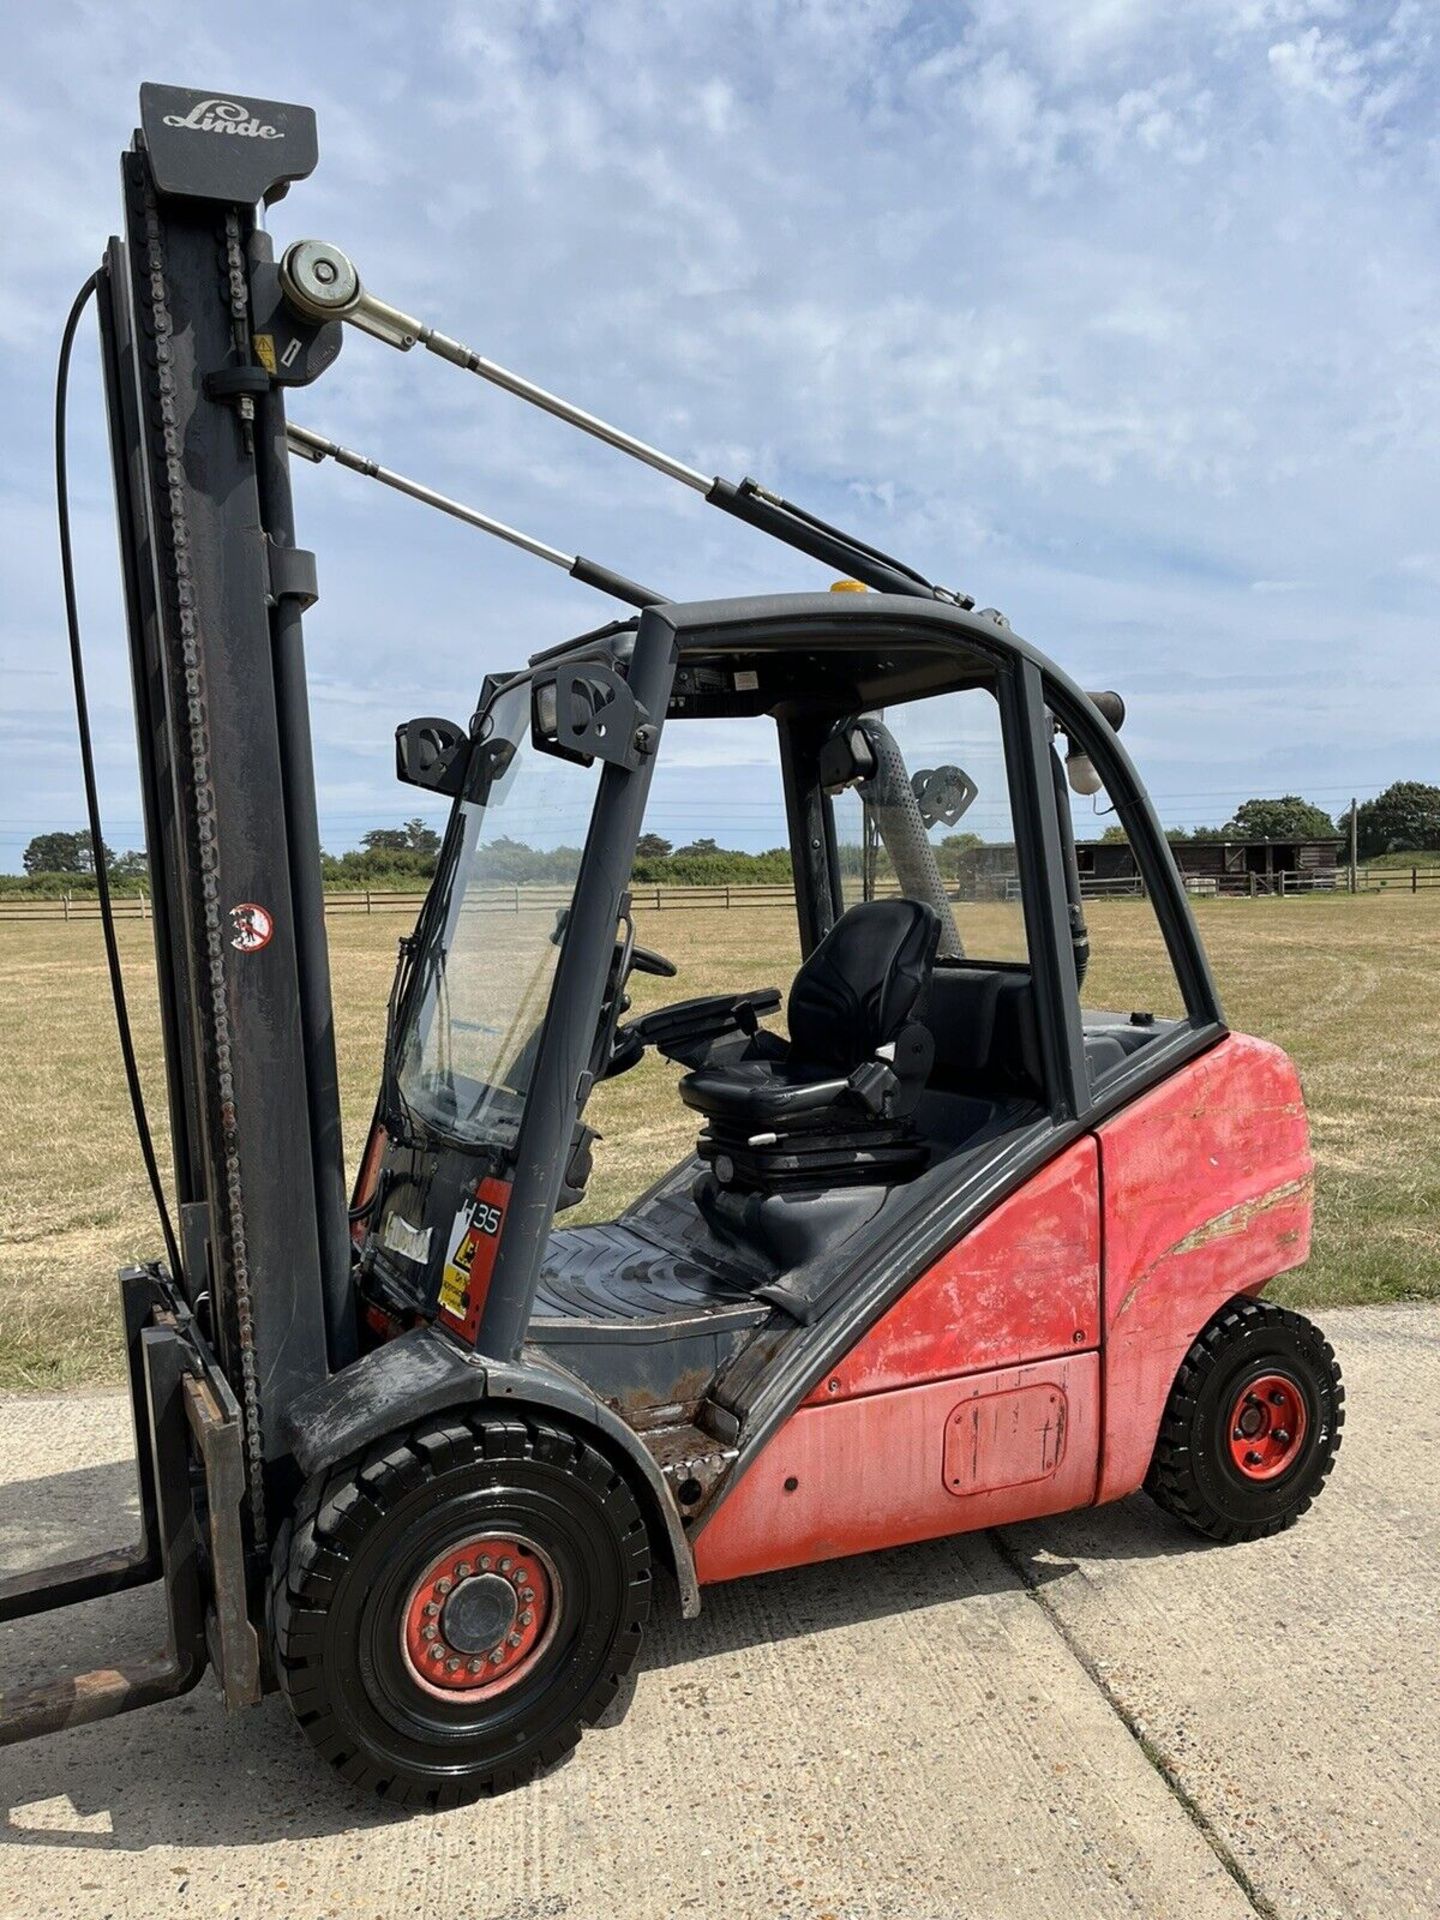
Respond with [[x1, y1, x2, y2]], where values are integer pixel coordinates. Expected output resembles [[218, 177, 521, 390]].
[[479, 1554, 491, 1569], [520, 1610, 533, 1627], [455, 1562, 472, 1578], [521, 1588, 535, 1602], [424, 1601, 440, 1618], [1273, 1429, 1291, 1446], [1269, 1388, 1288, 1406], [508, 1632, 522, 1648], [1245, 1450, 1263, 1467], [435, 1577, 452, 1595], [490, 1650, 504, 1665], [423, 1623, 438, 1641], [428, 1645, 444, 1662], [499, 1557, 512, 1572], [469, 1658, 484, 1674]]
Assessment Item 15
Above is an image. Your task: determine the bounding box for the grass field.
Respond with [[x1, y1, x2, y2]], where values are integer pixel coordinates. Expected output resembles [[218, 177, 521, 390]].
[[1, 893, 1436, 1389]]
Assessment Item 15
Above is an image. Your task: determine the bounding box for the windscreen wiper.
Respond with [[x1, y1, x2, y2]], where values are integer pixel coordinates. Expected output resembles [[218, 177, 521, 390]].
[[278, 240, 975, 609]]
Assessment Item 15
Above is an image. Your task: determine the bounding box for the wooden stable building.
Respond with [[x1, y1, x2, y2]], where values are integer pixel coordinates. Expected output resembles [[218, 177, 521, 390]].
[[1076, 836, 1342, 896]]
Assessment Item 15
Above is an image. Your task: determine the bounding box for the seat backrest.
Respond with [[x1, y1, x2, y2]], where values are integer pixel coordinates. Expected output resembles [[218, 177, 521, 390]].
[[787, 899, 940, 1069], [923, 965, 1045, 1102]]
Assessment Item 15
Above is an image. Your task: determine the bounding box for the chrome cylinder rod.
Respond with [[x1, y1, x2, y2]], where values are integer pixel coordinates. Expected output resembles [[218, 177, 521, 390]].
[[281, 241, 710, 492], [287, 423, 571, 564], [286, 424, 668, 609]]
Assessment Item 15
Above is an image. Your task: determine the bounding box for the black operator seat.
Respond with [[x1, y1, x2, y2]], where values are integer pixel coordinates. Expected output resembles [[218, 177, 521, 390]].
[[679, 898, 941, 1190]]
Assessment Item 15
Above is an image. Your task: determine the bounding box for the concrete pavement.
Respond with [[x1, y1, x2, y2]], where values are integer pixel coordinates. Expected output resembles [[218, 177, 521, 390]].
[[1, 1305, 1434, 1920]]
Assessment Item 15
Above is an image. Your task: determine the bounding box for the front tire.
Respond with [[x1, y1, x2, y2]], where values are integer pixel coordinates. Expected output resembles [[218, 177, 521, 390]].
[[271, 1412, 652, 1806], [1145, 1298, 1343, 1544]]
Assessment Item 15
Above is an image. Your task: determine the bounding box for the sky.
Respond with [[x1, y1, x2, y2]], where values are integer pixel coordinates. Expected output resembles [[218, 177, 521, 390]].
[[1, 0, 1437, 868]]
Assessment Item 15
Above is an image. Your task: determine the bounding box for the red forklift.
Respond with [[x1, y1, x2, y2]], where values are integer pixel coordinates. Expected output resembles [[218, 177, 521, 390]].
[[0, 86, 1342, 1806]]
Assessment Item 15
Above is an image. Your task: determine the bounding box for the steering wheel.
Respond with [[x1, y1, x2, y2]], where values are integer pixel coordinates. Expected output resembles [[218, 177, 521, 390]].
[[629, 943, 678, 980], [592, 927, 679, 1081]]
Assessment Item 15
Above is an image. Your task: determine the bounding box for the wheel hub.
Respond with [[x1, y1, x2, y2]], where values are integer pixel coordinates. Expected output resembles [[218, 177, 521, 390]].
[[1227, 1374, 1307, 1482], [441, 1572, 518, 1654], [401, 1534, 556, 1696]]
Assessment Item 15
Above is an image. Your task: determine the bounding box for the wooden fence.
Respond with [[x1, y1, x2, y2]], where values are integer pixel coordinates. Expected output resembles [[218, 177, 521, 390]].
[[3, 867, 1438, 925]]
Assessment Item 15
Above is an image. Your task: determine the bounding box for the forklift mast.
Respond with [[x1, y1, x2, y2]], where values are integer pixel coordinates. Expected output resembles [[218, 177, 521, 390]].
[[99, 86, 354, 1533]]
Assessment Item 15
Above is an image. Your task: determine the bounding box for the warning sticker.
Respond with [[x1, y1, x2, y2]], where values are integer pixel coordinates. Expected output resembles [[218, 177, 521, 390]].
[[438, 1176, 510, 1340], [229, 902, 274, 952]]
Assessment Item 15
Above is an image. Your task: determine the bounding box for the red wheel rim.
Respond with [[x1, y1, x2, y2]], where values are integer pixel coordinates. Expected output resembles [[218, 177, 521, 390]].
[[1226, 1373, 1308, 1482], [400, 1533, 559, 1701]]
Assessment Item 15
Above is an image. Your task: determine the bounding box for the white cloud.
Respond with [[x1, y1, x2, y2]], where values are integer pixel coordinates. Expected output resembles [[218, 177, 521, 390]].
[[1, 0, 1438, 869]]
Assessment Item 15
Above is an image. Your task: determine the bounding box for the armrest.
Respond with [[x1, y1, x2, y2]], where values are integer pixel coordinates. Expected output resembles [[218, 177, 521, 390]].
[[626, 988, 783, 1067]]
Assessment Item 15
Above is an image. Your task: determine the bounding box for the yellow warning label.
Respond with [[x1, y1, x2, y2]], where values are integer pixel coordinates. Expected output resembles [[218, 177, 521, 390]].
[[439, 1205, 479, 1317], [253, 333, 278, 374]]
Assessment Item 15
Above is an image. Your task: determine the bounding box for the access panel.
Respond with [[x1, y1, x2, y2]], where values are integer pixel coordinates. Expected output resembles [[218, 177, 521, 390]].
[[695, 1353, 1099, 1584]]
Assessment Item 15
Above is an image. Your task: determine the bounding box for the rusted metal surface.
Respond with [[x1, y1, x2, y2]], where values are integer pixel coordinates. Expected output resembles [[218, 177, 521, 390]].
[[800, 1137, 1100, 1406], [694, 1355, 1099, 1584], [183, 1373, 263, 1710], [641, 1422, 739, 1522], [0, 1659, 197, 1745], [1095, 1031, 1313, 1504]]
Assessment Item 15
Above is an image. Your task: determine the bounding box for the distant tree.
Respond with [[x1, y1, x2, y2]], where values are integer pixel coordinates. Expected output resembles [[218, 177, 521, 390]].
[[1350, 781, 1440, 860], [402, 817, 441, 855], [673, 837, 724, 857], [110, 849, 149, 880], [360, 826, 412, 854], [1098, 823, 1195, 845], [22, 829, 112, 875], [1220, 796, 1337, 842], [634, 832, 673, 860], [24, 831, 84, 875], [77, 831, 111, 873]]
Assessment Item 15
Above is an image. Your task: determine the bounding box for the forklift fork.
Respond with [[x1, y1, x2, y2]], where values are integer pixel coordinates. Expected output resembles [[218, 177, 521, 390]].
[[0, 1268, 260, 1744]]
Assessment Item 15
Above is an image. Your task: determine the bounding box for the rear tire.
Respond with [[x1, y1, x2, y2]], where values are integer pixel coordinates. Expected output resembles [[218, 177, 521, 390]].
[[270, 1412, 651, 1806], [1145, 1298, 1343, 1544]]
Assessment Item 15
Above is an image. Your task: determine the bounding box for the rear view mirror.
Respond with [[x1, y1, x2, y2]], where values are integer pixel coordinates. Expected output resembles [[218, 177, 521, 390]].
[[531, 664, 648, 770], [912, 765, 978, 828], [395, 716, 471, 796]]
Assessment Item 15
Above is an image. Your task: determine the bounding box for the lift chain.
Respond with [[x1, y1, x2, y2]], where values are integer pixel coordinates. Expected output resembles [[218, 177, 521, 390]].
[[221, 209, 256, 451], [134, 163, 268, 1551]]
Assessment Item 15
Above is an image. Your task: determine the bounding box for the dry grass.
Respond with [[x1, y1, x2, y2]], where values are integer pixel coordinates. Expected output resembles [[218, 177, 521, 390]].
[[2, 893, 1435, 1389]]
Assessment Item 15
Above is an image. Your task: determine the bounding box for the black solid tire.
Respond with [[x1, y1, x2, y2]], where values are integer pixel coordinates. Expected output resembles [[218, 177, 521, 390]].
[[1145, 1298, 1343, 1544], [270, 1413, 652, 1807]]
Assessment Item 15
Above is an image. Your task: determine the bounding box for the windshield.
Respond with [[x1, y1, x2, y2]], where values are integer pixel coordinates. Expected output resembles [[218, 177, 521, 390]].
[[395, 679, 602, 1146]]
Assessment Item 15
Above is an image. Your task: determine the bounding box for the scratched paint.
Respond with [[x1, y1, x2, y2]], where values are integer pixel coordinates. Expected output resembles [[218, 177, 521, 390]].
[[695, 1355, 1100, 1584], [802, 1137, 1101, 1406], [1095, 1031, 1313, 1504]]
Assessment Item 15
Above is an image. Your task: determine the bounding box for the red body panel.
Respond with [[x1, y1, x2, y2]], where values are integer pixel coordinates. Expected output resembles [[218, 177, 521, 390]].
[[694, 1030, 1312, 1587], [800, 1137, 1100, 1406], [694, 1355, 1100, 1584], [697, 1141, 1102, 1584], [1094, 1031, 1312, 1502]]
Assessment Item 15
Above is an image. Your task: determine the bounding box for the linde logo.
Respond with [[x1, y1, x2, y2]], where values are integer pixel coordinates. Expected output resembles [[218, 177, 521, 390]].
[[161, 98, 284, 140]]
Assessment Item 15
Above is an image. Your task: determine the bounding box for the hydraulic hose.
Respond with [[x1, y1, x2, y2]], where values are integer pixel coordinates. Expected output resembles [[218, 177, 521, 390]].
[[55, 271, 183, 1281]]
